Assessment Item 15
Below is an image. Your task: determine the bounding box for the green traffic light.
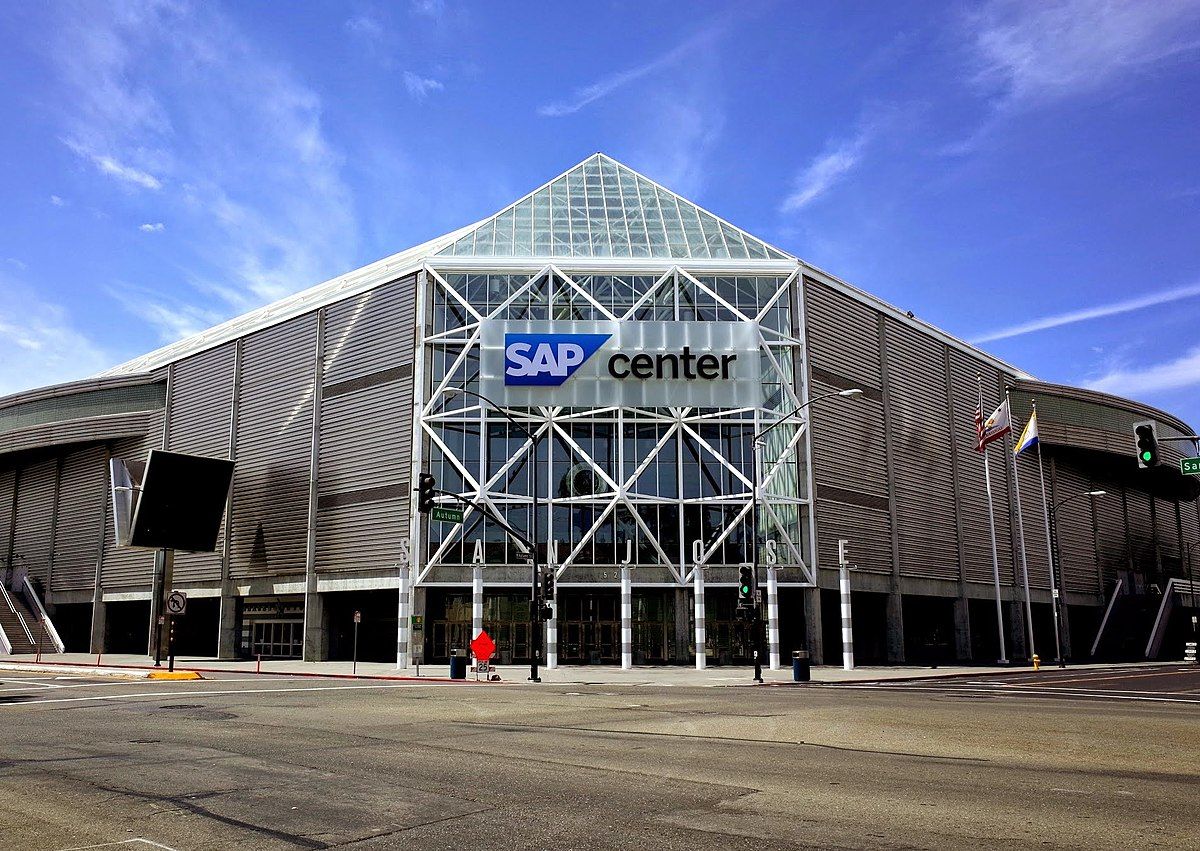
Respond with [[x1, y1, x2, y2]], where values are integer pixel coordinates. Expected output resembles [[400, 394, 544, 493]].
[[740, 585, 750, 595], [1141, 451, 1152, 462]]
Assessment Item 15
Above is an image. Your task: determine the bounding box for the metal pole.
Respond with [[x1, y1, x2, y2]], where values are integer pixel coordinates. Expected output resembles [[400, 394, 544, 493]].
[[1034, 421, 1063, 665], [982, 449, 1008, 664], [1049, 502, 1066, 668], [352, 619, 359, 676], [1008, 394, 1036, 661], [751, 436, 763, 683], [694, 566, 706, 670]]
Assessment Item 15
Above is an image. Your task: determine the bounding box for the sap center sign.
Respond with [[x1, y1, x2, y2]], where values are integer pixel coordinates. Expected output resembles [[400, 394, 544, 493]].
[[480, 320, 762, 407]]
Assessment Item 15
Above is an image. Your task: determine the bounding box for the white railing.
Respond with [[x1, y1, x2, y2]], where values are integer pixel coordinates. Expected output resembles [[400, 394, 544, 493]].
[[21, 576, 65, 654], [1146, 578, 1199, 660], [0, 583, 34, 647], [1090, 577, 1124, 658]]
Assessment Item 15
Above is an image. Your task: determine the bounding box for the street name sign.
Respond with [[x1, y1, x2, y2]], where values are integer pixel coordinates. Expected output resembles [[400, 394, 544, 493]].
[[1181, 457, 1200, 475], [431, 506, 465, 524]]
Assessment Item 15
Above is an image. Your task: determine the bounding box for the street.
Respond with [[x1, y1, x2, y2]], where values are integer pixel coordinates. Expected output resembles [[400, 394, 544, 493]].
[[0, 666, 1197, 850]]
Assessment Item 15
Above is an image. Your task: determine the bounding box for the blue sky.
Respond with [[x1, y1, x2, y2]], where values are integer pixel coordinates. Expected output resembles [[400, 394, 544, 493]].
[[1, 0, 1199, 427]]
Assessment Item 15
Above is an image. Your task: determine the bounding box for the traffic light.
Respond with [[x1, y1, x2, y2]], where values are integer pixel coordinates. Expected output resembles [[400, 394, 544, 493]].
[[737, 564, 754, 605], [541, 567, 555, 602], [1133, 421, 1159, 469], [416, 473, 436, 513]]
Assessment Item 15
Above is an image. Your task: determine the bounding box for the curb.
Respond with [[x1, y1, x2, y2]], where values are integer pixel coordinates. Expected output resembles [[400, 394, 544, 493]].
[[0, 661, 150, 679], [1, 658, 471, 684]]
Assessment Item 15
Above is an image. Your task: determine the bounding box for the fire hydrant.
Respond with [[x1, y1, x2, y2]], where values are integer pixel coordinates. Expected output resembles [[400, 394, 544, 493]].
[[1032, 654, 1041, 671]]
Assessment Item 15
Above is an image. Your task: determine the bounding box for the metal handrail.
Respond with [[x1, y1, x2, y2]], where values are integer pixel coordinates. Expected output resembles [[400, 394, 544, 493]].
[[21, 575, 65, 653]]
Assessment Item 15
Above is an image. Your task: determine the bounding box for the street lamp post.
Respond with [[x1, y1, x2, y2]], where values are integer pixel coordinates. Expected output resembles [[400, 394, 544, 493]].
[[1185, 541, 1200, 611], [442, 387, 544, 683], [1048, 489, 1106, 668], [750, 388, 863, 682]]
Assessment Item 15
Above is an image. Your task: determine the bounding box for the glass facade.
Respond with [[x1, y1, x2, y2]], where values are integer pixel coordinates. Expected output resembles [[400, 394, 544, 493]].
[[419, 267, 811, 578]]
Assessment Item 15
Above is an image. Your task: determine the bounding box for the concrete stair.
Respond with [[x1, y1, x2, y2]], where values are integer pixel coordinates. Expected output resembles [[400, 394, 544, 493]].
[[0, 583, 51, 655]]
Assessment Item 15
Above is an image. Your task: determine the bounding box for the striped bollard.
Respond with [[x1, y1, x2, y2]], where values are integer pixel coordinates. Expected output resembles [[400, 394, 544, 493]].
[[840, 564, 855, 670], [767, 566, 780, 670], [621, 567, 632, 670], [396, 565, 411, 669], [694, 567, 706, 670], [546, 599, 558, 669], [472, 564, 483, 642]]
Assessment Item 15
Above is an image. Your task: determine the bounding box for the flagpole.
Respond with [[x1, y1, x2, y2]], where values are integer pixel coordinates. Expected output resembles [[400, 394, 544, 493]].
[[1032, 400, 1063, 665], [1008, 390, 1036, 662], [979, 375, 1008, 665]]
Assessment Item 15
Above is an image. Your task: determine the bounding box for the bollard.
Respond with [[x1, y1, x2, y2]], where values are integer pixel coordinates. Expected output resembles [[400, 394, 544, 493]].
[[1032, 654, 1041, 671], [256, 653, 261, 674]]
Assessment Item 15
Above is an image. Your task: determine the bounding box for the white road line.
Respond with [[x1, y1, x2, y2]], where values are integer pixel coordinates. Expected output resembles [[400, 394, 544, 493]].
[[2, 677, 274, 694], [57, 839, 179, 850], [2, 680, 463, 708], [837, 684, 1200, 705], [0, 680, 61, 691]]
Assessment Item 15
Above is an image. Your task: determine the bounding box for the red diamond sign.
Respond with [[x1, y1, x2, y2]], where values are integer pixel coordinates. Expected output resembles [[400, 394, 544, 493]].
[[470, 630, 496, 663]]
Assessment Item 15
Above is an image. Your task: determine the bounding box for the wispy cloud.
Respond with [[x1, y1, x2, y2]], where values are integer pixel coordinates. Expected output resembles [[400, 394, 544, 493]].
[[538, 24, 724, 118], [1087, 346, 1200, 397], [47, 1, 359, 344], [410, 0, 444, 19], [49, 194, 65, 206], [64, 139, 162, 190], [5, 258, 27, 271], [403, 71, 444, 100], [105, 284, 223, 343], [344, 14, 383, 39], [966, 0, 1200, 108], [971, 280, 1200, 343], [0, 275, 109, 395], [780, 131, 871, 212], [139, 222, 165, 233]]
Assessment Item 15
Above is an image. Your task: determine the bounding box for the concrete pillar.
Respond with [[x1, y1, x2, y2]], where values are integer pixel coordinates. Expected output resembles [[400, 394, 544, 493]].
[[396, 565, 411, 669], [471, 565, 483, 640], [302, 592, 327, 661], [1006, 599, 1028, 662], [89, 597, 106, 655], [840, 565, 855, 670], [886, 591, 905, 663], [953, 596, 972, 662], [766, 566, 780, 670], [545, 599, 558, 669], [693, 569, 706, 670], [620, 567, 632, 670], [803, 586, 824, 664], [217, 589, 238, 660]]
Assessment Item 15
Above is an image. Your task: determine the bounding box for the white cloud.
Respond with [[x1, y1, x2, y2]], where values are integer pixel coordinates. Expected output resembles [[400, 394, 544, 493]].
[[64, 139, 163, 190], [967, 0, 1200, 107], [0, 276, 109, 396], [780, 133, 871, 212], [105, 285, 224, 344], [972, 280, 1200, 343], [627, 74, 724, 200], [403, 71, 444, 100], [410, 0, 444, 18], [1087, 346, 1200, 397], [344, 15, 383, 39], [49, 194, 65, 206], [538, 24, 724, 118], [48, 2, 359, 340], [139, 222, 165, 232], [5, 258, 27, 271]]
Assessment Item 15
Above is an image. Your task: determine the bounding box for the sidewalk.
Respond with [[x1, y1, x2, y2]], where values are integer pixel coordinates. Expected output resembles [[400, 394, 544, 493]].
[[0, 652, 1158, 686]]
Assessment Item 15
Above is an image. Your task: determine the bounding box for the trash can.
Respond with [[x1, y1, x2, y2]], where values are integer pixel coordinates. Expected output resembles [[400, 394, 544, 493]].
[[449, 648, 467, 680], [792, 649, 810, 682]]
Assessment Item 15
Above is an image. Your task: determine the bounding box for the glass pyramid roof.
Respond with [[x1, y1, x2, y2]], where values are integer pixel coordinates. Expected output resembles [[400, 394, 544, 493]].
[[435, 153, 790, 261]]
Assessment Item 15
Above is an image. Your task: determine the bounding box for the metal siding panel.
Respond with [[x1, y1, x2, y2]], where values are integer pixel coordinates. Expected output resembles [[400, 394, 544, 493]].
[[316, 498, 408, 573], [230, 315, 317, 579], [815, 499, 892, 575], [884, 320, 959, 581], [0, 412, 151, 456], [1125, 488, 1154, 572], [0, 468, 13, 563], [809, 379, 888, 499], [12, 459, 57, 586], [168, 342, 234, 584], [323, 275, 418, 386], [803, 279, 882, 389], [52, 445, 107, 591], [1055, 462, 1100, 595], [319, 380, 412, 496], [1156, 498, 1180, 563], [1092, 477, 1127, 588]]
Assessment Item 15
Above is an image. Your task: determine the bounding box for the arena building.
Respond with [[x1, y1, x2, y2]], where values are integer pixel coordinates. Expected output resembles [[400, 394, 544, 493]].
[[1, 154, 1197, 667]]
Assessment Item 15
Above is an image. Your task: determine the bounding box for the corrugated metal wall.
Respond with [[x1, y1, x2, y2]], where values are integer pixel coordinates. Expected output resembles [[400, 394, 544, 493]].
[[230, 315, 317, 579], [883, 320, 958, 581], [804, 280, 892, 576], [168, 343, 235, 584], [1155, 497, 1180, 566], [1092, 476, 1127, 588], [52, 444, 107, 591], [0, 468, 14, 567], [316, 277, 418, 573], [1013, 451, 1052, 589], [1125, 488, 1154, 573], [1053, 462, 1100, 595], [12, 458, 57, 586]]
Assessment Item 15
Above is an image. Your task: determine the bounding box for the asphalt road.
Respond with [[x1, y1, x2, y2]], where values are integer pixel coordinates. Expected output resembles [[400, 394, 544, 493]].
[[0, 666, 1197, 850]]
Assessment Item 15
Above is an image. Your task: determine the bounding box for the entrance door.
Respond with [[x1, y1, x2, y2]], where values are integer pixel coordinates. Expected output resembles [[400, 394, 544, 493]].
[[558, 590, 620, 663]]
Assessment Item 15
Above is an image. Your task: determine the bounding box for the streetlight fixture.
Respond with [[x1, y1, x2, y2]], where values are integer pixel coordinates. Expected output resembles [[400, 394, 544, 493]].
[[1048, 489, 1105, 668], [747, 388, 863, 682], [441, 386, 545, 683]]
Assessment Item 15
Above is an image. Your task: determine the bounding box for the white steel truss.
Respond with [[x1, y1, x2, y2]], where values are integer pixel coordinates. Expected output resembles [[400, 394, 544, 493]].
[[411, 261, 816, 586]]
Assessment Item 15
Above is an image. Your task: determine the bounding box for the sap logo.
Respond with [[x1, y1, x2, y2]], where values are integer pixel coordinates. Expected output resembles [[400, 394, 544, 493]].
[[504, 333, 611, 386]]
